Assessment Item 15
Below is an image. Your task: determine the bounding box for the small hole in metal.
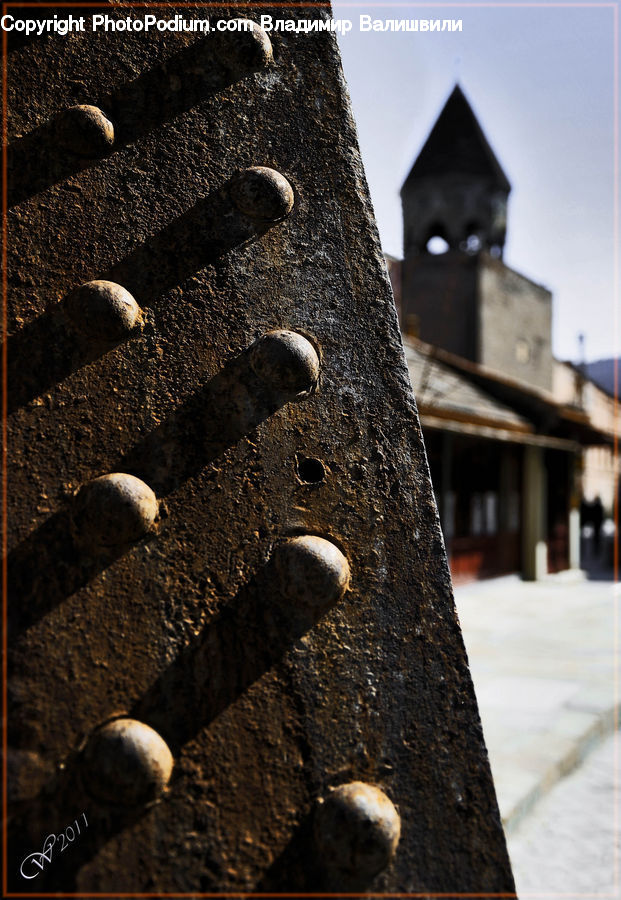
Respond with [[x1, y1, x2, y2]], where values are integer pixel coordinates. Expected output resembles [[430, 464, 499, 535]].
[[296, 456, 325, 484]]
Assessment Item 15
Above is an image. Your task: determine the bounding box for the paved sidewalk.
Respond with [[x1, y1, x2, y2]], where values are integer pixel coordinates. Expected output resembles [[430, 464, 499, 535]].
[[508, 729, 618, 896], [453, 571, 619, 833]]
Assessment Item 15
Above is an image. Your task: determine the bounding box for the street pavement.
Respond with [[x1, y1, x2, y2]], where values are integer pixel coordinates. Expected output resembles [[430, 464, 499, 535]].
[[453, 568, 619, 896], [508, 729, 618, 896]]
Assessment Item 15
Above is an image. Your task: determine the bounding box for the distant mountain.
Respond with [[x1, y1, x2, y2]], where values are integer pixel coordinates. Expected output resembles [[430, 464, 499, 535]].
[[584, 358, 618, 397]]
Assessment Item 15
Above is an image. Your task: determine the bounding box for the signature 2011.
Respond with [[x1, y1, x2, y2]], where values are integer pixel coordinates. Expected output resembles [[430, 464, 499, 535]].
[[19, 813, 89, 880]]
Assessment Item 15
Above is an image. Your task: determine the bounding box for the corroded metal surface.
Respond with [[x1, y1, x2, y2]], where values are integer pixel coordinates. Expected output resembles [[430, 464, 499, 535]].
[[4, 3, 516, 894]]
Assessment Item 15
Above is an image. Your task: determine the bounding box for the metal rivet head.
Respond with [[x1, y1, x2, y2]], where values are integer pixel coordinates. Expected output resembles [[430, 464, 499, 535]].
[[64, 280, 142, 343], [273, 535, 350, 609], [219, 19, 273, 72], [314, 782, 401, 881], [82, 718, 173, 806], [72, 473, 158, 553], [250, 330, 319, 396], [230, 167, 294, 222], [57, 104, 114, 157]]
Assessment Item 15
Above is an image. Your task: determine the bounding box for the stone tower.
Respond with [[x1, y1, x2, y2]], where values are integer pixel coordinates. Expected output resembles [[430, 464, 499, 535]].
[[401, 84, 511, 258], [399, 84, 553, 393]]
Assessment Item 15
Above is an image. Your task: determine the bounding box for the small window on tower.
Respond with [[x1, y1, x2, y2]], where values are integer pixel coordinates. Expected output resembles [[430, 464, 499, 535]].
[[462, 223, 482, 254], [426, 235, 449, 255], [515, 339, 531, 363], [465, 234, 482, 253]]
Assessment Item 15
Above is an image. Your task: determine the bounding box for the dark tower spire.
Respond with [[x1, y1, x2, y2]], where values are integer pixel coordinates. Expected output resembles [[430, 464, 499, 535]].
[[401, 85, 511, 257]]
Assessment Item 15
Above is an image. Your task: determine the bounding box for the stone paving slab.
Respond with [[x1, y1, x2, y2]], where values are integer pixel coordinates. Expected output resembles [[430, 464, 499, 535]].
[[508, 729, 619, 897], [453, 573, 619, 832]]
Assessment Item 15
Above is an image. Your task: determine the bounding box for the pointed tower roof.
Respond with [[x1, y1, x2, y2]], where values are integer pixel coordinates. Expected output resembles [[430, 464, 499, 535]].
[[401, 85, 511, 192]]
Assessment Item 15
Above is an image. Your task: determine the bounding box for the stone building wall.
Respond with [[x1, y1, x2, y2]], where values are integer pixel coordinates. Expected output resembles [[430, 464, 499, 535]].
[[400, 250, 479, 356], [477, 255, 553, 391]]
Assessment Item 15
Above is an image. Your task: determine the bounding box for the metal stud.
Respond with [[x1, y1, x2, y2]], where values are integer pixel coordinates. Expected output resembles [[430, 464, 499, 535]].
[[57, 104, 115, 157], [217, 19, 273, 73], [72, 473, 158, 554], [230, 167, 294, 222], [82, 718, 173, 806], [314, 782, 401, 881], [273, 535, 350, 609], [250, 330, 319, 396], [64, 280, 142, 343]]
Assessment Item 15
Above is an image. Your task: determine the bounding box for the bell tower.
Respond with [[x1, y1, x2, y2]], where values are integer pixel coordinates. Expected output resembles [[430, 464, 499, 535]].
[[398, 84, 552, 392], [401, 85, 511, 258]]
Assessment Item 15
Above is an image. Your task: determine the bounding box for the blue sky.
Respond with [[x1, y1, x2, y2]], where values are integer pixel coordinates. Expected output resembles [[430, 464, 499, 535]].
[[332, 1, 618, 363]]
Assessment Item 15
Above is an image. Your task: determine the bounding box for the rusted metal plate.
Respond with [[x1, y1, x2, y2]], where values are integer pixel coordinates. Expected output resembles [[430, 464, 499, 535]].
[[4, 3, 516, 894]]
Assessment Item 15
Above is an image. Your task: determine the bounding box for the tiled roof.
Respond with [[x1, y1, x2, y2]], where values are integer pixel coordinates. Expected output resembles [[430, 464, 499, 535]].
[[404, 339, 529, 431]]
